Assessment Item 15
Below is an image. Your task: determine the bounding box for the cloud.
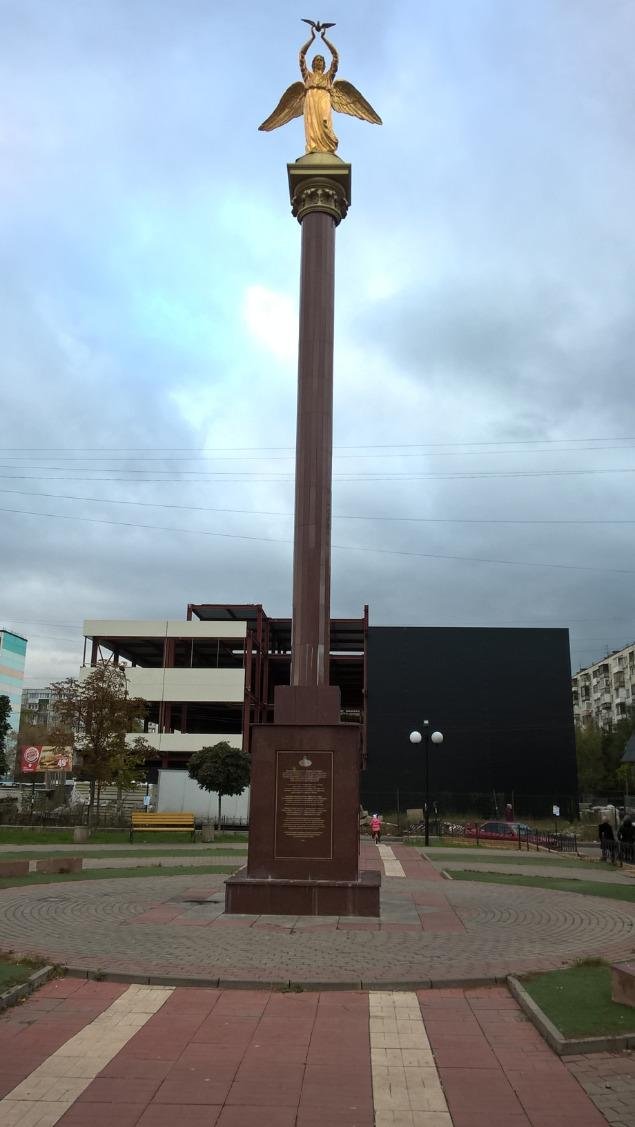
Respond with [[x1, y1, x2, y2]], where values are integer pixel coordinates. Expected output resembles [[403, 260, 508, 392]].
[[242, 285, 297, 364], [1, 0, 635, 692]]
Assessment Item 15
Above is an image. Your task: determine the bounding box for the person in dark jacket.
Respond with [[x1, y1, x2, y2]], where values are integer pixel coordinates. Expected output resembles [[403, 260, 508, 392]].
[[598, 816, 615, 862], [618, 815, 634, 864]]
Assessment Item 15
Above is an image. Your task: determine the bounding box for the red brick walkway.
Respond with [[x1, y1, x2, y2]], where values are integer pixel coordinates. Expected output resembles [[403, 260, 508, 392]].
[[0, 979, 611, 1126], [421, 986, 606, 1127]]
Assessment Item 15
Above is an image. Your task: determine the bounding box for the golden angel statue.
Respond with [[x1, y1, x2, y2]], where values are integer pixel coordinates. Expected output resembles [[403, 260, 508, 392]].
[[259, 20, 382, 154]]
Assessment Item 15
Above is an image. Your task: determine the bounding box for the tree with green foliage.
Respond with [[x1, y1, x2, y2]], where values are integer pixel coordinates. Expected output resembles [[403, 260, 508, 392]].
[[601, 713, 635, 794], [188, 741, 250, 829], [0, 696, 11, 776], [49, 663, 152, 820], [576, 710, 635, 797], [575, 722, 604, 795]]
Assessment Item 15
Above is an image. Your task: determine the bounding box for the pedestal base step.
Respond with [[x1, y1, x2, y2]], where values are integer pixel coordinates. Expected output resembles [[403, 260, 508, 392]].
[[224, 868, 381, 917]]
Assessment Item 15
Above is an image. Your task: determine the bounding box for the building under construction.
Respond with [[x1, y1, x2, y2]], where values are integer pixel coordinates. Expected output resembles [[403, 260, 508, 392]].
[[83, 605, 578, 815]]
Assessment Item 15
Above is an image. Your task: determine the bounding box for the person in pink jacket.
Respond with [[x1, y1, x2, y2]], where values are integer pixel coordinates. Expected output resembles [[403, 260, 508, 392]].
[[370, 814, 382, 844]]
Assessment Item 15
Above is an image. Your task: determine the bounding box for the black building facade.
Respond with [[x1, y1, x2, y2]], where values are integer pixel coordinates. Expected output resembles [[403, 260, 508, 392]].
[[362, 627, 577, 819]]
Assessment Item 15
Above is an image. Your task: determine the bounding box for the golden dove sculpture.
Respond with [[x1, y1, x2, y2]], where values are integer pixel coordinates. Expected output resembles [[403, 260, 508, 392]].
[[259, 21, 382, 154]]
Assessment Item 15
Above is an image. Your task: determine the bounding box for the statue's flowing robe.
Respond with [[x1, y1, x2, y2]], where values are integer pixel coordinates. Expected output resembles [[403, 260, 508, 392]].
[[303, 71, 338, 154]]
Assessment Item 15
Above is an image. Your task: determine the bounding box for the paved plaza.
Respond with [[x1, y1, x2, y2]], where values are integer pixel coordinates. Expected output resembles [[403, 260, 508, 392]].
[[0, 977, 617, 1127], [0, 844, 633, 986], [0, 842, 634, 1124]]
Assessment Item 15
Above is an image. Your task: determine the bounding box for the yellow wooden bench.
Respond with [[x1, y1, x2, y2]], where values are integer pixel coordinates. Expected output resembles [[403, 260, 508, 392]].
[[129, 811, 196, 842]]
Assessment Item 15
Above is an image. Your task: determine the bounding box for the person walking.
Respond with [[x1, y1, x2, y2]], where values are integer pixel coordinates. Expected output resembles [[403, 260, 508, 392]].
[[370, 813, 382, 844], [618, 815, 634, 864], [598, 816, 615, 862]]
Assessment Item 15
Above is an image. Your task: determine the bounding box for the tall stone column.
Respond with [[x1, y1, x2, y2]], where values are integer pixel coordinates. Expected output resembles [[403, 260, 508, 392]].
[[283, 153, 351, 707], [291, 209, 335, 689], [225, 152, 379, 916]]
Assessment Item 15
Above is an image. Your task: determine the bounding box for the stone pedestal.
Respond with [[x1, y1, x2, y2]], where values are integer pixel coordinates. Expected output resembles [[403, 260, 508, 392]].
[[225, 710, 380, 916], [225, 869, 380, 916]]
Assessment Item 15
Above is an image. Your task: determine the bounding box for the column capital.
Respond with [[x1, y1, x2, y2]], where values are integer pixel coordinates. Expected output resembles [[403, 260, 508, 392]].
[[287, 153, 352, 225]]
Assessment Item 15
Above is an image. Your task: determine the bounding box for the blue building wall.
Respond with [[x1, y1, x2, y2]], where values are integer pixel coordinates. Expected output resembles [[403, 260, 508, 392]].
[[0, 631, 28, 732]]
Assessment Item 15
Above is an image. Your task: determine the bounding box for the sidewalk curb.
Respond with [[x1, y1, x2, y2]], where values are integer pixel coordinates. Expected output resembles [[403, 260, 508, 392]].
[[508, 974, 635, 1055], [0, 966, 57, 1012], [64, 965, 506, 992]]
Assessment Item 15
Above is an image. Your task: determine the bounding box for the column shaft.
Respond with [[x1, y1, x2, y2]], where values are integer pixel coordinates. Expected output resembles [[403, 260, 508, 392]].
[[290, 209, 336, 687]]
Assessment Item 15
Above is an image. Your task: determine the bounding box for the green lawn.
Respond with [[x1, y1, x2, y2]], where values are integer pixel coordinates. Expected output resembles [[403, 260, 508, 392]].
[[523, 963, 635, 1037], [431, 851, 602, 871], [0, 862, 241, 890], [0, 847, 248, 861], [0, 956, 45, 991], [0, 828, 247, 845], [451, 869, 635, 903]]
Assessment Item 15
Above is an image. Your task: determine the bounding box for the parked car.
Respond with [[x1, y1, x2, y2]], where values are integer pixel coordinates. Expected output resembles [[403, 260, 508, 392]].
[[464, 820, 533, 840]]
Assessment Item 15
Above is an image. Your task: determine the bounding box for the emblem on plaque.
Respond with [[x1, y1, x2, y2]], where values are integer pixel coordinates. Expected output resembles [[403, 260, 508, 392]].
[[299, 756, 312, 768]]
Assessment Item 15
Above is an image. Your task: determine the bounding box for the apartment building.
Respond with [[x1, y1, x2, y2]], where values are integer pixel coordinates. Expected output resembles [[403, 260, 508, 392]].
[[572, 642, 635, 728], [20, 688, 58, 730]]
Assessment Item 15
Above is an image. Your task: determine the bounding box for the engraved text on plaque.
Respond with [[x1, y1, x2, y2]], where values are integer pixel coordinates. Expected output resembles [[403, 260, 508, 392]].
[[274, 750, 333, 860]]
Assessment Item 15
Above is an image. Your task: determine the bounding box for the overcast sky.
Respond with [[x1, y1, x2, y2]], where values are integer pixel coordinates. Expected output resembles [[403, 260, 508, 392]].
[[1, 0, 635, 690]]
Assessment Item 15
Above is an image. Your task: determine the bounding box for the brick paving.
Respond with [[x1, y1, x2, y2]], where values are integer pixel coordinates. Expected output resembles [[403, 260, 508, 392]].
[[0, 981, 614, 1126], [421, 986, 608, 1126], [0, 844, 632, 986], [0, 844, 633, 1125], [567, 1052, 635, 1127]]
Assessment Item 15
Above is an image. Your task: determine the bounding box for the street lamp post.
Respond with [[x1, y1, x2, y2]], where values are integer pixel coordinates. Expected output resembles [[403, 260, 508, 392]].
[[409, 721, 444, 847]]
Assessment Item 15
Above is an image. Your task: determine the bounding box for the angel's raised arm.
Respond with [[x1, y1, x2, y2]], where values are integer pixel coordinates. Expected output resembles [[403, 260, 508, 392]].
[[321, 32, 339, 80], [299, 31, 315, 81]]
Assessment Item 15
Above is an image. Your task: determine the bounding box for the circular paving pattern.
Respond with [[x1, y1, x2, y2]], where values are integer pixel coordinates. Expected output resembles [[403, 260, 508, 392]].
[[1, 872, 634, 986]]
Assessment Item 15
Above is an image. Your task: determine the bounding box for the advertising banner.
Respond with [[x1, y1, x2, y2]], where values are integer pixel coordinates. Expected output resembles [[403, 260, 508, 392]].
[[20, 745, 73, 773]]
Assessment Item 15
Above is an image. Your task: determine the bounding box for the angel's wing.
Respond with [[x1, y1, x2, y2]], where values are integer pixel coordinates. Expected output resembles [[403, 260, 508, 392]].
[[258, 82, 305, 132], [331, 80, 382, 125]]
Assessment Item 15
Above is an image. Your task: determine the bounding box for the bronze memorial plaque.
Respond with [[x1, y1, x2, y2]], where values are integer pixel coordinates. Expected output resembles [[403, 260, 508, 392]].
[[274, 750, 333, 860]]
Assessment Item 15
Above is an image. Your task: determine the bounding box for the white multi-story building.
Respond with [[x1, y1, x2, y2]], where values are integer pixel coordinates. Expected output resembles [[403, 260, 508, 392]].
[[81, 604, 365, 821], [82, 604, 366, 768], [572, 642, 635, 728], [82, 613, 247, 764]]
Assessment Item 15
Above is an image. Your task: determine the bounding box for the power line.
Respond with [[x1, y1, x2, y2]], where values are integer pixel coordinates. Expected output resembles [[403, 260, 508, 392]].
[[3, 435, 635, 451], [4, 445, 635, 463], [2, 467, 635, 483], [2, 504, 635, 576], [0, 619, 80, 629], [1, 487, 635, 526], [13, 632, 81, 644]]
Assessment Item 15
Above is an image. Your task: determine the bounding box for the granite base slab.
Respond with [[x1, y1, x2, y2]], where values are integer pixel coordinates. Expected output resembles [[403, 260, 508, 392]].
[[224, 868, 381, 917]]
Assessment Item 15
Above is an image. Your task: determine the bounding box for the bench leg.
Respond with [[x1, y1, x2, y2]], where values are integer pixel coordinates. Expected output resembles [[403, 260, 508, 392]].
[[129, 829, 133, 843]]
